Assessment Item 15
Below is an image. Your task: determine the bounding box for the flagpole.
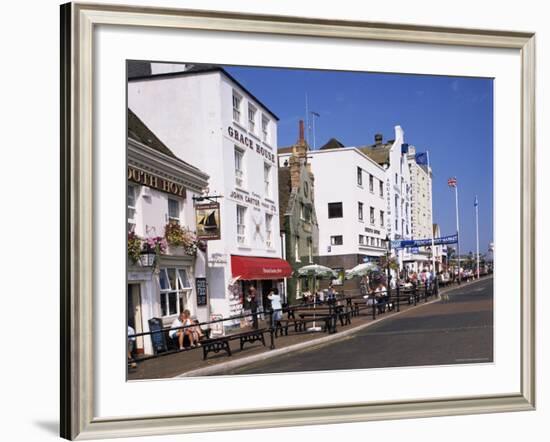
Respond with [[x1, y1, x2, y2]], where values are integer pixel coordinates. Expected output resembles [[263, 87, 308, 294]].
[[427, 151, 436, 276], [475, 196, 480, 279], [455, 183, 461, 284]]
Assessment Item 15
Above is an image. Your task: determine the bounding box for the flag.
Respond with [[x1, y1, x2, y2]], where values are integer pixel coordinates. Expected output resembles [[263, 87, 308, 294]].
[[448, 177, 457, 187], [474, 195, 478, 207], [415, 152, 428, 165]]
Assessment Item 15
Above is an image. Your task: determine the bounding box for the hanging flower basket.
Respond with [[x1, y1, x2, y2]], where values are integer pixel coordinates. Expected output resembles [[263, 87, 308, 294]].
[[164, 223, 201, 256], [127, 232, 143, 263]]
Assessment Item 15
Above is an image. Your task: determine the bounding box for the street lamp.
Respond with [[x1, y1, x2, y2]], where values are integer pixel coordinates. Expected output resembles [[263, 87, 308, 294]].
[[140, 247, 156, 267]]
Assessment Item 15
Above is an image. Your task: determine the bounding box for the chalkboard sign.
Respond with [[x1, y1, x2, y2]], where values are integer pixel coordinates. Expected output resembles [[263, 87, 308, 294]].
[[196, 277, 208, 306], [148, 317, 167, 355]]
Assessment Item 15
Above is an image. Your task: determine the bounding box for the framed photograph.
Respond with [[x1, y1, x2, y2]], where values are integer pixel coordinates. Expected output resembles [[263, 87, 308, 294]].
[[61, 2, 535, 440]]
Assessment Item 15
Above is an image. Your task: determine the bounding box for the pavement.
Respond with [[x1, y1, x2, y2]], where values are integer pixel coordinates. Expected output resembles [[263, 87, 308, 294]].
[[128, 275, 492, 380]]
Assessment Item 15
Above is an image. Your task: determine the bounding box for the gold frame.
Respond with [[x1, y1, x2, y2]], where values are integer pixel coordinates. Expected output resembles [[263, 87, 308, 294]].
[[60, 2, 536, 439]]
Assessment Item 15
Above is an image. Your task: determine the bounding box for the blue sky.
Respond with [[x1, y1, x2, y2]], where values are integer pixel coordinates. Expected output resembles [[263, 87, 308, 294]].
[[225, 66, 493, 256]]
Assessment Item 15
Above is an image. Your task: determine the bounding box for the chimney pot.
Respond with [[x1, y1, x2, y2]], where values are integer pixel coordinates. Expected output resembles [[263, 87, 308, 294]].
[[374, 133, 383, 144]]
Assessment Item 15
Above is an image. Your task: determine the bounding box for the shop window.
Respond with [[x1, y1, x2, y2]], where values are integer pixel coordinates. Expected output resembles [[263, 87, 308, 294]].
[[159, 267, 192, 317]]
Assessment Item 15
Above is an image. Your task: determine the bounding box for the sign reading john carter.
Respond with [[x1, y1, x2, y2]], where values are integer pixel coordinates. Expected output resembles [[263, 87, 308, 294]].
[[128, 166, 186, 198]]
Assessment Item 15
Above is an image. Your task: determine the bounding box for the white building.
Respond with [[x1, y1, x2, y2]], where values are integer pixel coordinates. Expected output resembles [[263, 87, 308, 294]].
[[279, 137, 388, 293], [127, 110, 209, 355], [402, 144, 434, 272], [128, 63, 290, 324]]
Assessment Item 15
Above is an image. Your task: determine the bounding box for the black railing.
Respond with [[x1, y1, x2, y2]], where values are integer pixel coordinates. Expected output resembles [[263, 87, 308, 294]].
[[128, 275, 475, 365]]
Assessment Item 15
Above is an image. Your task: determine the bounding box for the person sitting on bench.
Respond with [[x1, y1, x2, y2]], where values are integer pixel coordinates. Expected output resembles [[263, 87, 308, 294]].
[[169, 311, 197, 350]]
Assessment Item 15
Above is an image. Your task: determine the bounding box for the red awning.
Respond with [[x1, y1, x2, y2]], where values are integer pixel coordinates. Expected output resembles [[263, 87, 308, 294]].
[[231, 255, 292, 280]]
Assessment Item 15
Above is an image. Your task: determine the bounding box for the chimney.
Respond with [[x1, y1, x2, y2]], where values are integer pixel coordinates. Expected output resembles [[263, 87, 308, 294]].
[[299, 120, 305, 143], [374, 133, 383, 145]]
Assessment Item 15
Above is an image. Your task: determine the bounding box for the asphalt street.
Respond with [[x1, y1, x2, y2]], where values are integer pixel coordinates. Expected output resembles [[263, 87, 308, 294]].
[[220, 277, 493, 375]]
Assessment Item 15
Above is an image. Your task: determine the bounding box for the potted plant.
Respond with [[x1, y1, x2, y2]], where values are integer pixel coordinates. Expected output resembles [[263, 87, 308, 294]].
[[127, 231, 142, 263]]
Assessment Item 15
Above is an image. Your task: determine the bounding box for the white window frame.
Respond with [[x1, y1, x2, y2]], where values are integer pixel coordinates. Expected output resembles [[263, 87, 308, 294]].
[[167, 197, 181, 224], [265, 213, 273, 248], [127, 183, 138, 231], [369, 174, 374, 192], [358, 202, 364, 221], [232, 91, 242, 123], [159, 267, 192, 318], [295, 236, 301, 262], [330, 235, 343, 246], [379, 180, 384, 198], [248, 103, 257, 133], [236, 205, 247, 245], [357, 167, 362, 186], [380, 210, 385, 227], [308, 238, 313, 263], [261, 114, 269, 143], [359, 235, 365, 245], [370, 206, 375, 225], [264, 162, 271, 197], [234, 146, 245, 188]]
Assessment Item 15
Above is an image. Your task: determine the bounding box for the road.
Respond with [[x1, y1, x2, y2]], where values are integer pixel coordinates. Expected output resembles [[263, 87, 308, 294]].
[[220, 277, 493, 375]]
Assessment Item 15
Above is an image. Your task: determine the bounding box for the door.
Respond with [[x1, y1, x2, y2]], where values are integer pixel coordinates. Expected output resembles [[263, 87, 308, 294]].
[[127, 283, 144, 353]]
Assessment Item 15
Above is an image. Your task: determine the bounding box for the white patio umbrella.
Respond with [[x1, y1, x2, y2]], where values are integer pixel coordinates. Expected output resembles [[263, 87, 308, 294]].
[[345, 262, 381, 279], [296, 264, 338, 331]]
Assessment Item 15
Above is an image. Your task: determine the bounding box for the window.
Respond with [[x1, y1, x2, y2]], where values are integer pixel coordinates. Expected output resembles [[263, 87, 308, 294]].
[[394, 195, 399, 211], [127, 184, 137, 232], [359, 235, 365, 245], [370, 206, 375, 225], [261, 115, 269, 142], [380, 210, 385, 227], [307, 238, 313, 263], [234, 147, 245, 188], [236, 205, 247, 244], [395, 173, 398, 184], [248, 103, 257, 133], [300, 204, 311, 222], [379, 180, 384, 197], [265, 213, 273, 248], [295, 236, 300, 262], [328, 202, 343, 218], [395, 219, 398, 231], [232, 91, 242, 122], [357, 167, 362, 186], [168, 198, 180, 224], [159, 267, 192, 317], [369, 174, 374, 192], [330, 235, 343, 246], [264, 163, 271, 196], [358, 202, 364, 221]]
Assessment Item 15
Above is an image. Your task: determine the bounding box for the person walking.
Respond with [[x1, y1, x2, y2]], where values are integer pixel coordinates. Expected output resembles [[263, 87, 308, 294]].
[[267, 288, 282, 329], [247, 286, 259, 329]]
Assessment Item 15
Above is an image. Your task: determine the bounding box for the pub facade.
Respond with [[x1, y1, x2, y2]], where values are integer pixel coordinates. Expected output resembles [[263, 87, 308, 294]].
[[127, 110, 209, 355]]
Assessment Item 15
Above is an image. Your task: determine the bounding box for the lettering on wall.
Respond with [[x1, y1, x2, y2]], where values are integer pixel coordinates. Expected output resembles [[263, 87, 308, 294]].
[[227, 126, 275, 164], [128, 166, 186, 198]]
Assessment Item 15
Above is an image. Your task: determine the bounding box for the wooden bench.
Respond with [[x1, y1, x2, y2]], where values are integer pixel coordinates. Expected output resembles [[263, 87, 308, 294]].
[[201, 328, 274, 360]]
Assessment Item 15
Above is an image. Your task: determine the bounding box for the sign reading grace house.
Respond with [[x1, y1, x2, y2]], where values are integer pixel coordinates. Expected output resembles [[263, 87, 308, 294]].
[[227, 126, 276, 164], [128, 166, 186, 198]]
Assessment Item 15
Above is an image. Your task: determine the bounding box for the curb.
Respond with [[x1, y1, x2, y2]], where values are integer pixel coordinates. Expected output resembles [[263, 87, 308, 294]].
[[175, 276, 491, 378]]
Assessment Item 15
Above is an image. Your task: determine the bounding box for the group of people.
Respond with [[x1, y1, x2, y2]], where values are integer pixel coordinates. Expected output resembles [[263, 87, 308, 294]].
[[169, 309, 205, 350], [244, 285, 283, 329]]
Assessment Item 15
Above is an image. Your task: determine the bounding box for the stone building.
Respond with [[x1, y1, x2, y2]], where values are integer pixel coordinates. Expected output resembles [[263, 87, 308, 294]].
[[278, 121, 319, 303]]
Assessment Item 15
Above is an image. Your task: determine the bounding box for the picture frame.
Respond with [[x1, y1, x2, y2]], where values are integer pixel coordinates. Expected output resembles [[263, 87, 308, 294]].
[[60, 2, 535, 440]]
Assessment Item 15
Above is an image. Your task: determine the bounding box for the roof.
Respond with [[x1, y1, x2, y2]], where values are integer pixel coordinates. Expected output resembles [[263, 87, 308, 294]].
[[128, 109, 200, 171], [319, 138, 345, 150], [127, 62, 279, 121], [359, 145, 391, 166]]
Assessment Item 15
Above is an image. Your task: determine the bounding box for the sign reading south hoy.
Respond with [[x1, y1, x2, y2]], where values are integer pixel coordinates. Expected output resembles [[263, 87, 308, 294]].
[[128, 166, 186, 198]]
